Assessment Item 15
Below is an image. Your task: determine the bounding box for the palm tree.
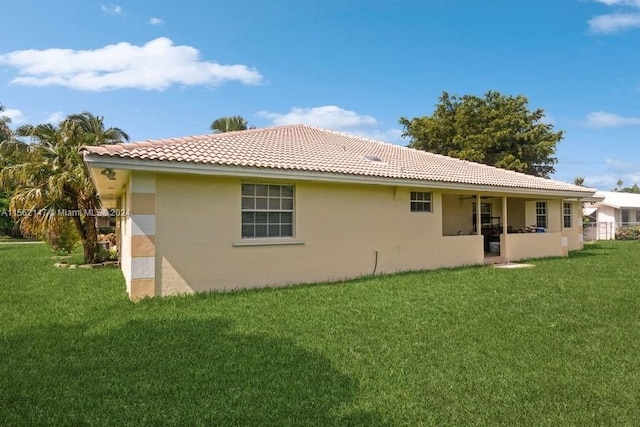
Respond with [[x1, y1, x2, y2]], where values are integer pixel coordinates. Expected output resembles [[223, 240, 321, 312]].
[[573, 176, 585, 186], [0, 139, 31, 168], [210, 115, 249, 133], [0, 104, 12, 143], [0, 112, 128, 262]]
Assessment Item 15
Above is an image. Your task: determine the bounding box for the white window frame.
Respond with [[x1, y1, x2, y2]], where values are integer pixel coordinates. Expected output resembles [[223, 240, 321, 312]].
[[241, 183, 294, 238], [563, 202, 572, 228], [536, 201, 547, 229], [472, 202, 492, 226], [410, 192, 432, 212]]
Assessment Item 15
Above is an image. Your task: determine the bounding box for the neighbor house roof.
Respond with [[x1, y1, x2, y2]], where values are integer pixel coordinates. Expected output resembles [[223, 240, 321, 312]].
[[81, 124, 594, 196], [593, 191, 640, 209], [583, 207, 598, 216]]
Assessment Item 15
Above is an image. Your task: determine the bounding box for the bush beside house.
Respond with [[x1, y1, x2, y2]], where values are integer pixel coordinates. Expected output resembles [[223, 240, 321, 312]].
[[615, 226, 640, 240]]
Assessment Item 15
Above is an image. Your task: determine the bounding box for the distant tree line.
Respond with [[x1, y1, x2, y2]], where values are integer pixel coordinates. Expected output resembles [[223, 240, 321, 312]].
[[613, 179, 640, 194]]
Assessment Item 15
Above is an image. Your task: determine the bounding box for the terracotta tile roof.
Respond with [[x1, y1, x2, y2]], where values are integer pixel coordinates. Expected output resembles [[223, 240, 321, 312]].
[[82, 124, 593, 194]]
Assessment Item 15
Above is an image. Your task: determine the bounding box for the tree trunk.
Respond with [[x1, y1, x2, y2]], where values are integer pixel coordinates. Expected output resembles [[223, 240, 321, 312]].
[[69, 197, 99, 264], [82, 212, 99, 264]]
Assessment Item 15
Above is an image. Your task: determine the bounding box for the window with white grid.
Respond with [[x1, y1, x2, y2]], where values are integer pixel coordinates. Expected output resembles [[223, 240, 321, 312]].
[[563, 202, 572, 228], [536, 201, 547, 229], [410, 192, 432, 212], [241, 184, 294, 238]]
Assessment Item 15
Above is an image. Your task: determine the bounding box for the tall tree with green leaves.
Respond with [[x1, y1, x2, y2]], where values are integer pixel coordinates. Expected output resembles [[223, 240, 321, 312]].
[[0, 112, 129, 261], [400, 91, 563, 178], [0, 104, 12, 143], [613, 179, 640, 193], [0, 103, 29, 237], [210, 115, 249, 133], [573, 176, 585, 186]]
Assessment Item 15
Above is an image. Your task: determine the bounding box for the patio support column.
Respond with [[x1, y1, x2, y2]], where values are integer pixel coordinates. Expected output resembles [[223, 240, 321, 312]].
[[502, 196, 508, 258], [502, 196, 508, 235], [561, 200, 569, 256], [115, 198, 121, 250], [475, 194, 481, 235]]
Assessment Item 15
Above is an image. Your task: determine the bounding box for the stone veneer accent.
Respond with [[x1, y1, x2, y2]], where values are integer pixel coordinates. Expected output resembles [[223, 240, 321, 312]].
[[129, 173, 156, 300]]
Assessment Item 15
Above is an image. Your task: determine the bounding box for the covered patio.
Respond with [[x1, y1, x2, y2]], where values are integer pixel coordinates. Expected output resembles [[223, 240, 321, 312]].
[[440, 192, 582, 263]]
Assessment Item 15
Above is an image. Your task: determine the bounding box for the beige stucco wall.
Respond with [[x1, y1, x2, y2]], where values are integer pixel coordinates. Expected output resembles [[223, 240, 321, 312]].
[[441, 194, 474, 235], [105, 173, 588, 298], [507, 199, 526, 230], [504, 232, 564, 261], [562, 201, 584, 251], [153, 175, 486, 295], [548, 200, 562, 232]]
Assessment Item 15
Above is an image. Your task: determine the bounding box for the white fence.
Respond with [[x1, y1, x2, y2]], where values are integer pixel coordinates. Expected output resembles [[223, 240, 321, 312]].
[[584, 221, 640, 241]]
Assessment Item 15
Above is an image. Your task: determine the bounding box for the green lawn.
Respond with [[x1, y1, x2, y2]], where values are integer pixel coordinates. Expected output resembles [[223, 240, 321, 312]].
[[1, 242, 639, 425]]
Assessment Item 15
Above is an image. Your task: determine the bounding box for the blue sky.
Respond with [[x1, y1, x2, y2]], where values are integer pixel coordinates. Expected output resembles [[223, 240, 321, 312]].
[[1, 0, 639, 189]]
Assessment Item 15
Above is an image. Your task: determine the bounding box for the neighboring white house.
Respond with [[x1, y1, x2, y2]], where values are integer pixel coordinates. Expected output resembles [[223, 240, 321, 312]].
[[583, 191, 640, 240]]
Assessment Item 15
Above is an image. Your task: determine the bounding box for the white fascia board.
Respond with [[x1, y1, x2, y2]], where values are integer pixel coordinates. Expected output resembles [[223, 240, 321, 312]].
[[83, 155, 597, 199], [572, 195, 605, 203], [601, 202, 640, 209], [598, 202, 621, 209]]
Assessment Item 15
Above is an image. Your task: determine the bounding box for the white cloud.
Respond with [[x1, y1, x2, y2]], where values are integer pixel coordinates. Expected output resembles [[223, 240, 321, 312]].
[[258, 105, 378, 129], [584, 174, 620, 188], [44, 111, 64, 124], [353, 128, 404, 143], [1, 108, 26, 124], [0, 37, 263, 91], [588, 0, 640, 33], [588, 13, 640, 33], [257, 105, 403, 143], [149, 17, 164, 26], [586, 170, 640, 189], [593, 0, 640, 6], [101, 4, 123, 15], [605, 158, 635, 171], [584, 111, 640, 128], [539, 113, 555, 125]]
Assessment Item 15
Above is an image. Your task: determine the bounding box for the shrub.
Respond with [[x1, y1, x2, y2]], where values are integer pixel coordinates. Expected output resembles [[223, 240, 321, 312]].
[[41, 217, 79, 254], [616, 225, 640, 240]]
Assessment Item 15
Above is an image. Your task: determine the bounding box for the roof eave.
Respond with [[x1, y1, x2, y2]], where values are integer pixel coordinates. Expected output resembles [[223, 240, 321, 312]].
[[83, 154, 597, 199], [599, 202, 640, 209]]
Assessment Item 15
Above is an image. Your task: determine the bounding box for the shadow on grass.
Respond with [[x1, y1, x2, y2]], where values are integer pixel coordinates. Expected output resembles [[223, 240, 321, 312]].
[[570, 243, 619, 260], [568, 250, 602, 259], [1, 318, 386, 426]]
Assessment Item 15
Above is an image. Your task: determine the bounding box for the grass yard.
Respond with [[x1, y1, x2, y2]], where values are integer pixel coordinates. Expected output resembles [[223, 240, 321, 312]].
[[1, 242, 639, 425]]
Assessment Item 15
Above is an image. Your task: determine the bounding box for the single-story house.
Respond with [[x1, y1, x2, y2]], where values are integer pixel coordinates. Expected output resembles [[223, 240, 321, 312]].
[[81, 125, 597, 299], [583, 191, 640, 240]]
